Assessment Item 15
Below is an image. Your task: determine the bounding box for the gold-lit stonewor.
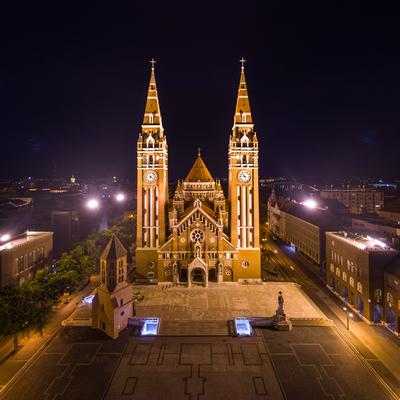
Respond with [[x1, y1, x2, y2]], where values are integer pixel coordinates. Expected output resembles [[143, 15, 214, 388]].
[[135, 59, 261, 286]]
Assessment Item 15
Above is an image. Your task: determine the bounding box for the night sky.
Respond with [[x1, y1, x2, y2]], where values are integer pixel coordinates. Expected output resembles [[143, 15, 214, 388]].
[[1, 2, 400, 181]]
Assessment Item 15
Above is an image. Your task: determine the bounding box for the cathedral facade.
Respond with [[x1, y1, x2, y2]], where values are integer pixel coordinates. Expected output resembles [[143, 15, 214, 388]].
[[135, 61, 261, 286]]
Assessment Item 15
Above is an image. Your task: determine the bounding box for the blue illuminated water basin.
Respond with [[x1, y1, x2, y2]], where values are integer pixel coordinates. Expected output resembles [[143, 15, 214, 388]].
[[235, 317, 252, 336], [141, 318, 160, 336]]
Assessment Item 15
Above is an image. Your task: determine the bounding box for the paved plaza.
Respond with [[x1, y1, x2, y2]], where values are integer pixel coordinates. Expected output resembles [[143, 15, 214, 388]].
[[0, 284, 392, 399], [134, 282, 326, 322], [1, 325, 390, 400]]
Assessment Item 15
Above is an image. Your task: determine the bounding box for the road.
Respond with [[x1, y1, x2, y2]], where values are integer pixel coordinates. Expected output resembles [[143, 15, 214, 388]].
[[0, 276, 99, 394], [262, 235, 400, 397]]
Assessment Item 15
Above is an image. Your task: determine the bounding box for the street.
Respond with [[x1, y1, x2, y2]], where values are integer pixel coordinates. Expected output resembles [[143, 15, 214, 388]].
[[262, 233, 400, 397], [0, 276, 99, 395]]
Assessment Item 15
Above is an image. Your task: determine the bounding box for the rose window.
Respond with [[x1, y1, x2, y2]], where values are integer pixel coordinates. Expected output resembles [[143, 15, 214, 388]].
[[190, 229, 204, 242]]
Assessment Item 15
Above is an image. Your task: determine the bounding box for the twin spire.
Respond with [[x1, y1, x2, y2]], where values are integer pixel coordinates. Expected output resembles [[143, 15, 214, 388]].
[[142, 58, 163, 130], [142, 57, 253, 131], [234, 57, 253, 125]]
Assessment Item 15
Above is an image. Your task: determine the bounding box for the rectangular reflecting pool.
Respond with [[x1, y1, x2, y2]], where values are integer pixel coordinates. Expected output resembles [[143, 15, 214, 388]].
[[141, 318, 160, 336], [234, 317, 253, 336]]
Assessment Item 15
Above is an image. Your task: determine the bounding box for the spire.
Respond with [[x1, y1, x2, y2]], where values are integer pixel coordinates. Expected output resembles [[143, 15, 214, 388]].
[[101, 234, 127, 260], [142, 58, 163, 130], [234, 57, 253, 125]]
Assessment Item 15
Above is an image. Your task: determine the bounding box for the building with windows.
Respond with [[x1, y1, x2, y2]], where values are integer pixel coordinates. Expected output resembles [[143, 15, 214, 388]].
[[135, 61, 261, 285], [384, 260, 400, 334], [326, 231, 398, 323], [0, 231, 53, 287], [267, 192, 343, 272], [320, 189, 384, 214]]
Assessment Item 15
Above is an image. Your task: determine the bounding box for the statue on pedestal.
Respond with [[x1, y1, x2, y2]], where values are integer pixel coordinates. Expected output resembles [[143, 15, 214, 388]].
[[273, 290, 292, 331]]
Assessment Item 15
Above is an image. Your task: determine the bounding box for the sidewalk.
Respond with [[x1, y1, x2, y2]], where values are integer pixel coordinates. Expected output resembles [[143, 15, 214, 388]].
[[0, 276, 99, 391]]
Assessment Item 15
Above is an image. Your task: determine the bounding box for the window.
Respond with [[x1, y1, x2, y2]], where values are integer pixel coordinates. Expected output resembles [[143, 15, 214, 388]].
[[330, 263, 334, 272], [335, 267, 340, 277], [349, 277, 354, 287], [147, 272, 155, 278], [357, 282, 363, 293], [120, 298, 123, 307], [387, 292, 393, 304], [149, 113, 154, 124], [241, 112, 247, 123], [342, 272, 347, 282], [17, 256, 25, 273]]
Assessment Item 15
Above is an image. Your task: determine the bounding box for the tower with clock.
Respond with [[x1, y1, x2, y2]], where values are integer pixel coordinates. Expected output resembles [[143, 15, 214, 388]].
[[228, 58, 261, 279], [136, 59, 169, 277], [135, 59, 260, 284]]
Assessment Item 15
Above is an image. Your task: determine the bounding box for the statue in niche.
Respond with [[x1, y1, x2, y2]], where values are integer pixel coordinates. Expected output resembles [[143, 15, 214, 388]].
[[194, 241, 202, 259]]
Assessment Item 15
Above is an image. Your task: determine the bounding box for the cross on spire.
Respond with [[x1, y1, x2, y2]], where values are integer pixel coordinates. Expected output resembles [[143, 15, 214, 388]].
[[150, 58, 156, 70], [240, 57, 246, 70], [197, 147, 201, 156]]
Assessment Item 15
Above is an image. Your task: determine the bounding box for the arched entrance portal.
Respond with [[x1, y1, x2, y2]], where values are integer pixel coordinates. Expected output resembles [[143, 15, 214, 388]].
[[192, 268, 205, 283], [188, 258, 208, 288]]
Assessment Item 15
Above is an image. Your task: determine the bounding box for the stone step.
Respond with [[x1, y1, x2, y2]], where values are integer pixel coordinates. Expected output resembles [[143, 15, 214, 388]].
[[158, 320, 230, 336]]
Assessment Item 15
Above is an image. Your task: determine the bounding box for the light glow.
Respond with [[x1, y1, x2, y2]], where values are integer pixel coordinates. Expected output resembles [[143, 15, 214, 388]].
[[115, 193, 126, 202], [235, 317, 252, 336], [87, 198, 99, 210], [0, 234, 10, 242], [83, 295, 95, 304], [303, 199, 317, 209], [141, 318, 159, 336]]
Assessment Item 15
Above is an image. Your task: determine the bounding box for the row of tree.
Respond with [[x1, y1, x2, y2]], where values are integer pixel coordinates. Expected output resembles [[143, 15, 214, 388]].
[[0, 215, 136, 352]]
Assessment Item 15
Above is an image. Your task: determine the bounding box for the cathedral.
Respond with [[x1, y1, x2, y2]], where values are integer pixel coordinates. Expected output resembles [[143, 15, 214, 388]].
[[135, 60, 261, 286]]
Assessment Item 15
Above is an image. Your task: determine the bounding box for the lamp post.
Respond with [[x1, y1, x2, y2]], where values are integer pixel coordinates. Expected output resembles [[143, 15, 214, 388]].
[[343, 307, 353, 330]]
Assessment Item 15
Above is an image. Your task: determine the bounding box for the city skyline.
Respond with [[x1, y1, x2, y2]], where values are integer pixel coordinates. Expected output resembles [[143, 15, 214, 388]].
[[1, 3, 400, 180]]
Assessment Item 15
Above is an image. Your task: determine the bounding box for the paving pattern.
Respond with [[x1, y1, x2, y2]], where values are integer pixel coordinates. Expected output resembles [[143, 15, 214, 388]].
[[106, 335, 283, 400], [1, 325, 391, 400], [134, 282, 326, 321], [262, 326, 389, 400]]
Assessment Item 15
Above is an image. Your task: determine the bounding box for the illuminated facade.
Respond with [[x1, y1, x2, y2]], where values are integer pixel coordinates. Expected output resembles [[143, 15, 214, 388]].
[[135, 61, 261, 285]]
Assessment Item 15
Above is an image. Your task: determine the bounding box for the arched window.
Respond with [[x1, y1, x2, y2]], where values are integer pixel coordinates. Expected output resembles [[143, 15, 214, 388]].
[[387, 292, 393, 304], [241, 112, 247, 123], [330, 263, 334, 272], [349, 277, 354, 287], [342, 272, 347, 282], [149, 113, 154, 124], [335, 267, 340, 277], [374, 289, 382, 303], [357, 282, 362, 293]]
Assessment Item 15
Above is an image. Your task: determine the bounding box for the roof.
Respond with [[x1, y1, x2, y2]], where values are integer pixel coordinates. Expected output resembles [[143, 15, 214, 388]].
[[0, 231, 53, 252], [327, 231, 398, 252], [184, 155, 214, 183], [234, 66, 253, 124], [277, 200, 342, 230], [100, 234, 127, 260], [142, 65, 163, 128]]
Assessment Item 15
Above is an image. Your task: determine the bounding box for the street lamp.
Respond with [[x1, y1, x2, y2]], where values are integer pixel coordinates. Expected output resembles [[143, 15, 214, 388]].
[[343, 307, 354, 330], [0, 234, 10, 242], [303, 199, 317, 209], [115, 192, 126, 202], [86, 198, 100, 210]]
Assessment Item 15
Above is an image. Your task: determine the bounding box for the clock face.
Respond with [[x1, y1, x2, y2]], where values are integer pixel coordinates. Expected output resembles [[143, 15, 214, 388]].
[[238, 170, 251, 183], [144, 170, 157, 184]]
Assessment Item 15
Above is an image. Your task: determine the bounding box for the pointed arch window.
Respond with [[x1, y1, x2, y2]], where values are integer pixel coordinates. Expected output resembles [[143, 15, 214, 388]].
[[241, 112, 247, 123], [149, 113, 154, 124]]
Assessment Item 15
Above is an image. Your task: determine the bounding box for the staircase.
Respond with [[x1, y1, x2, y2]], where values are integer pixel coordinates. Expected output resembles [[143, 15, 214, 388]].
[[158, 320, 230, 336]]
